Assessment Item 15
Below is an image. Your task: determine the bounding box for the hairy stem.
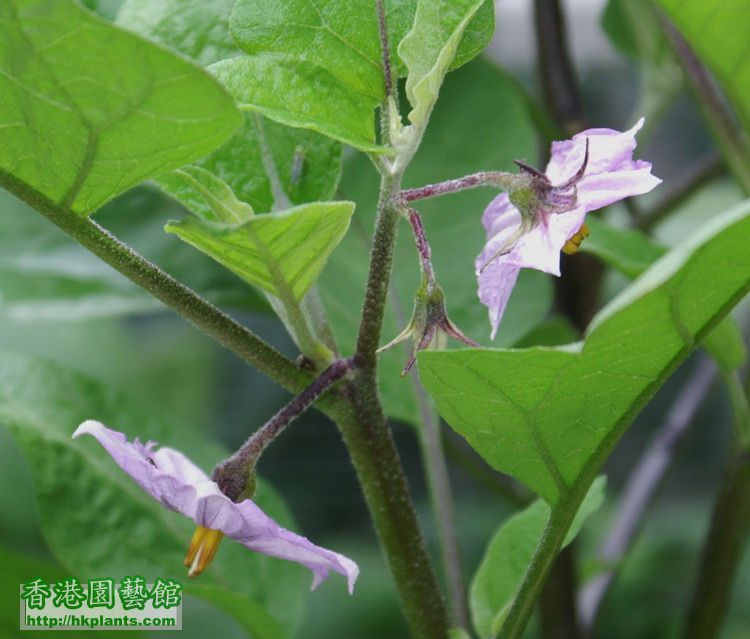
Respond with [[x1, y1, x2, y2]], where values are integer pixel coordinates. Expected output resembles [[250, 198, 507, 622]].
[[1, 171, 309, 394], [346, 163, 449, 636], [578, 358, 717, 631], [213, 358, 354, 500], [660, 16, 750, 195], [401, 171, 520, 202]]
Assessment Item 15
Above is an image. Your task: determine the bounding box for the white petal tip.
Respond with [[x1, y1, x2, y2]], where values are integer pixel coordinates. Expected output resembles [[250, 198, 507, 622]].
[[72, 419, 104, 439]]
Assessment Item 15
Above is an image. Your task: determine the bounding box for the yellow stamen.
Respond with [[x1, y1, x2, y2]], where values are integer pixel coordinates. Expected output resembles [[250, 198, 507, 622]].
[[184, 526, 224, 578], [562, 222, 590, 255]]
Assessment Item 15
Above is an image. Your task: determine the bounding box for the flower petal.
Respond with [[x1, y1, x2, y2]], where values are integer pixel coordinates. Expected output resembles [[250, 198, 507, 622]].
[[475, 249, 520, 340], [481, 192, 522, 236], [74, 420, 360, 592], [545, 118, 646, 184], [234, 500, 359, 594], [577, 162, 661, 211]]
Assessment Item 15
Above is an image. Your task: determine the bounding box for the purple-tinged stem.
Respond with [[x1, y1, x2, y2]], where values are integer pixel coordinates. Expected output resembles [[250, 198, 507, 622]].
[[407, 208, 435, 281], [401, 171, 518, 202], [213, 358, 355, 500], [375, 0, 394, 99]]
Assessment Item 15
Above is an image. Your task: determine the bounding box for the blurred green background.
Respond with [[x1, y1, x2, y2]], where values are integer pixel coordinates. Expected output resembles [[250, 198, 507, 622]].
[[1, 1, 749, 638]]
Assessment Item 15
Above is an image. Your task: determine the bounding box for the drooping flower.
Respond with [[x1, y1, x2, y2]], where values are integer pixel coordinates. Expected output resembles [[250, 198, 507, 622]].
[[476, 118, 661, 339], [73, 420, 358, 592]]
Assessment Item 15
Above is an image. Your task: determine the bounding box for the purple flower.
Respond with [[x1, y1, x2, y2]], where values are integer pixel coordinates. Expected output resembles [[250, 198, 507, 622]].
[[476, 118, 661, 339], [73, 420, 358, 592]]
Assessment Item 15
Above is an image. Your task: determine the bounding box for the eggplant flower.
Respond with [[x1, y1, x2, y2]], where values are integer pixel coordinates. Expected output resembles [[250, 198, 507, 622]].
[[476, 118, 661, 339], [73, 420, 358, 592]]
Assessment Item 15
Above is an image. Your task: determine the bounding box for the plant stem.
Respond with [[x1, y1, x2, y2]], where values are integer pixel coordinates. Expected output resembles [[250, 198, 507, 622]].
[[375, 0, 394, 100], [539, 545, 580, 639], [533, 0, 586, 137], [0, 171, 309, 394], [414, 379, 468, 629], [660, 16, 750, 195], [498, 485, 588, 639], [346, 160, 450, 636], [578, 358, 717, 631], [213, 357, 354, 500], [401, 171, 519, 202]]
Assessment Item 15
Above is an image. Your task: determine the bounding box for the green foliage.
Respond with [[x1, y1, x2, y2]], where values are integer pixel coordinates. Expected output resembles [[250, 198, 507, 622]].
[[319, 59, 552, 424], [399, 0, 487, 126], [118, 0, 344, 214], [0, 355, 309, 639], [213, 0, 493, 150], [657, 0, 750, 133], [583, 216, 746, 373], [167, 202, 355, 302], [420, 202, 750, 503], [0, 0, 240, 215], [470, 478, 606, 639], [158, 115, 343, 217], [117, 0, 238, 66]]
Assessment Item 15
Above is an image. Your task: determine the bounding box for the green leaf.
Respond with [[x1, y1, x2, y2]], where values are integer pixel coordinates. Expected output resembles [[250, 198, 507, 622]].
[[166, 201, 355, 301], [470, 478, 606, 639], [656, 0, 750, 133], [211, 56, 386, 153], [399, 0, 487, 126], [223, 0, 388, 151], [117, 0, 343, 214], [224, 0, 493, 150], [419, 201, 750, 503], [0, 354, 309, 639], [319, 59, 552, 425], [117, 0, 240, 66], [0, 0, 241, 215], [583, 216, 747, 372], [160, 114, 343, 216], [161, 166, 255, 224]]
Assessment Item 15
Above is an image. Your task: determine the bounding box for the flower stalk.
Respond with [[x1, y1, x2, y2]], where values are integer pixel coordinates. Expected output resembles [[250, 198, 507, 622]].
[[213, 357, 355, 502], [379, 208, 478, 374], [401, 171, 523, 203]]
